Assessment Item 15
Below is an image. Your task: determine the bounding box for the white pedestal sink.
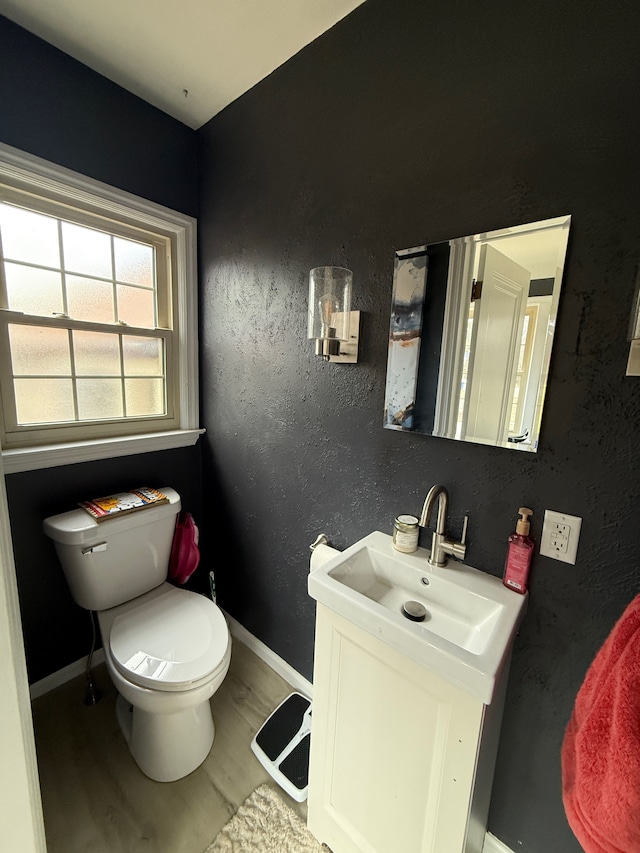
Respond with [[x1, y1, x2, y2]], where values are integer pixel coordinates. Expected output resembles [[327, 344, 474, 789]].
[[307, 531, 526, 853]]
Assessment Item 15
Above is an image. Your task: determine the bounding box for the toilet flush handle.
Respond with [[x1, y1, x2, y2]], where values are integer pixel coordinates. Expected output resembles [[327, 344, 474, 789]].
[[81, 542, 108, 555]]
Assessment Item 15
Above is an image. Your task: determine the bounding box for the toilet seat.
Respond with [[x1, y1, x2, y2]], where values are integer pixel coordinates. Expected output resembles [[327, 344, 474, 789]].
[[109, 586, 229, 692]]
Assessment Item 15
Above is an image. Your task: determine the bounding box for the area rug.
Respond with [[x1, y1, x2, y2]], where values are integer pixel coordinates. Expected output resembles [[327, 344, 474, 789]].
[[205, 784, 326, 852]]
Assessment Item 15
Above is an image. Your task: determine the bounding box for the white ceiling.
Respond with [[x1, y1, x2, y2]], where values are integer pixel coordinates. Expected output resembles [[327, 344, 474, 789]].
[[0, 0, 365, 129]]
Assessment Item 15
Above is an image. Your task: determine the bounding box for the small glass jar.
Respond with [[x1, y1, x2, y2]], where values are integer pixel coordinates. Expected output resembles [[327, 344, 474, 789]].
[[392, 514, 419, 553]]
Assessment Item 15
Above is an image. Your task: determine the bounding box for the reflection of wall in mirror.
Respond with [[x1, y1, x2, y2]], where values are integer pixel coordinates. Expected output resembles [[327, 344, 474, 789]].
[[383, 248, 427, 429], [414, 242, 450, 435]]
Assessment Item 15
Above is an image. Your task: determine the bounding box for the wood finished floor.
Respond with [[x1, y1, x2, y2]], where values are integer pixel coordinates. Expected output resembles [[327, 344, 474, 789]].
[[31, 638, 307, 853]]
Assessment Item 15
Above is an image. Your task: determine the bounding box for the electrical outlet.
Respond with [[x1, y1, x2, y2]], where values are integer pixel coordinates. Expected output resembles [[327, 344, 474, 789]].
[[539, 509, 582, 564]]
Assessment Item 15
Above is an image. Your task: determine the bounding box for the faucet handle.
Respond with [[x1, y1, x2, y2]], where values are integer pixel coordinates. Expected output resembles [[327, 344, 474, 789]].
[[460, 515, 469, 545], [445, 515, 468, 563]]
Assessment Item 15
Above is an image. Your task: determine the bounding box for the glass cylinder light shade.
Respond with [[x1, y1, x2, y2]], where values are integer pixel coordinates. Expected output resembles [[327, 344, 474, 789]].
[[307, 267, 353, 356]]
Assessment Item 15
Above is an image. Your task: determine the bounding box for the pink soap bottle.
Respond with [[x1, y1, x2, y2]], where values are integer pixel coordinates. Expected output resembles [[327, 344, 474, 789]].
[[503, 507, 534, 594]]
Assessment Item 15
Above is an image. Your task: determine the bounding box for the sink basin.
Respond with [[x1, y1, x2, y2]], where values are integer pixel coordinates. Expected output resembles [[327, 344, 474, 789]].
[[308, 531, 526, 704]]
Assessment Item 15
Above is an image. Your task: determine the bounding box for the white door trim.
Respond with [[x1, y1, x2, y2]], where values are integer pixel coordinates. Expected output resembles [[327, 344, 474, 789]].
[[0, 451, 47, 851]]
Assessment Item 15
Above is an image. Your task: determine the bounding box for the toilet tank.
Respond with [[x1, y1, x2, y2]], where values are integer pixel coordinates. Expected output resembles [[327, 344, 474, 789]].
[[43, 487, 181, 611]]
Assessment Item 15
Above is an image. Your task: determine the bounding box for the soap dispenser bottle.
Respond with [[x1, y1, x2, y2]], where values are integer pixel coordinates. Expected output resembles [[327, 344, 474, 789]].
[[503, 507, 534, 594]]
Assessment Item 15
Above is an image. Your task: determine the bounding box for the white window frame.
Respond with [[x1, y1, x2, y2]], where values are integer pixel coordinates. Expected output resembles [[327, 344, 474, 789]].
[[0, 143, 202, 474]]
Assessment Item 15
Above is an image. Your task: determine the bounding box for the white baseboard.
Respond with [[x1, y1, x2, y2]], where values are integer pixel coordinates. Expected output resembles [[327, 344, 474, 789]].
[[223, 610, 313, 699], [483, 832, 515, 853], [28, 614, 511, 853], [29, 648, 105, 701]]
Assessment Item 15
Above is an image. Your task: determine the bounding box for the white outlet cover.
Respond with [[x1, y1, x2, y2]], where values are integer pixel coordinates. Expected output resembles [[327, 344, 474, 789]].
[[540, 509, 582, 564]]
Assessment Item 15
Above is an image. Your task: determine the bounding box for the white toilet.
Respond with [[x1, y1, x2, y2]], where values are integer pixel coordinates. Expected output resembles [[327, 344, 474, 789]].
[[43, 487, 231, 782]]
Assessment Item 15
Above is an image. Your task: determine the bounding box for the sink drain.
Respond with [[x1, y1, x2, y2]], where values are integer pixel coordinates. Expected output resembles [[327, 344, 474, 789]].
[[402, 600, 427, 622]]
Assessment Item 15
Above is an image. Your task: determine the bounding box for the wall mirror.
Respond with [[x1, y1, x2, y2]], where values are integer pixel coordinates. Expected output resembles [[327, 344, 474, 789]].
[[383, 215, 571, 452]]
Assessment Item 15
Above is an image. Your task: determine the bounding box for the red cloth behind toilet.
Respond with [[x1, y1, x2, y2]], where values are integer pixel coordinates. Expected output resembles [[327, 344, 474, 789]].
[[168, 511, 200, 584], [562, 593, 640, 853]]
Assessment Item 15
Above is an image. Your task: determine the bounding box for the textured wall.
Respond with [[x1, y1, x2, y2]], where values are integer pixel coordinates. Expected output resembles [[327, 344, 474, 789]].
[[198, 1, 640, 850], [0, 15, 203, 681]]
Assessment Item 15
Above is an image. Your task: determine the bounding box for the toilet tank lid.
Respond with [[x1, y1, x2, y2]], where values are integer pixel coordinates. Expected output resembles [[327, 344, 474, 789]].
[[43, 487, 181, 545]]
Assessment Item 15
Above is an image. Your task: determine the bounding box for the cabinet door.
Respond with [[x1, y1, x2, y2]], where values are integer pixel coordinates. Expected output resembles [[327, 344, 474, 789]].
[[308, 605, 484, 853]]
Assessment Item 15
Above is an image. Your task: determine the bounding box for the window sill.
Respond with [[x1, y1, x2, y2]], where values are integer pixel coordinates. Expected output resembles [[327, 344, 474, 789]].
[[2, 429, 205, 474]]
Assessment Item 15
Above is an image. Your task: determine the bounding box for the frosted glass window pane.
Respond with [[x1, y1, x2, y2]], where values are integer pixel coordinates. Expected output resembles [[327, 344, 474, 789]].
[[4, 263, 64, 315], [0, 203, 60, 267], [125, 378, 164, 416], [122, 336, 163, 375], [114, 237, 154, 287], [62, 222, 112, 278], [117, 285, 155, 328], [14, 378, 74, 424], [9, 324, 70, 375], [73, 331, 121, 375], [77, 378, 123, 420], [66, 275, 115, 323]]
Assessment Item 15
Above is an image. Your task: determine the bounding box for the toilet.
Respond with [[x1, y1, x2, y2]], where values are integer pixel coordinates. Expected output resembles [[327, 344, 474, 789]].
[[43, 487, 231, 782]]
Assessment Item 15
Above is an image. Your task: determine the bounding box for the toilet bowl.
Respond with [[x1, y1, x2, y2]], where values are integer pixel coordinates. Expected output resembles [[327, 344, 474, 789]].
[[99, 582, 231, 782], [43, 487, 231, 782]]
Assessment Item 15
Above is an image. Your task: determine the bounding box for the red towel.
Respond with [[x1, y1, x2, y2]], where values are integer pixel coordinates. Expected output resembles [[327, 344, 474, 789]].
[[562, 594, 640, 853]]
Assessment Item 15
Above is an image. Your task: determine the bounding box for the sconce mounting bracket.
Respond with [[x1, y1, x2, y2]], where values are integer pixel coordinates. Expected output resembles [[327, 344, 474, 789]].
[[327, 310, 360, 364]]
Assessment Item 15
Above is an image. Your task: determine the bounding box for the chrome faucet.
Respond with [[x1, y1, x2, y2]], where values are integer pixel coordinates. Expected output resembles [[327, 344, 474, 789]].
[[419, 485, 468, 568]]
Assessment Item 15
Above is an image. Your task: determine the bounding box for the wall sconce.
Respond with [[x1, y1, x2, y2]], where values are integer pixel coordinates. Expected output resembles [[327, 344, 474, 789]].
[[307, 266, 360, 363], [627, 267, 640, 376]]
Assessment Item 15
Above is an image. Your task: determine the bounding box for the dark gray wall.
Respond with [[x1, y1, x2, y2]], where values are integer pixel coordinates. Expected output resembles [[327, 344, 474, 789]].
[[0, 15, 203, 682], [198, 1, 640, 851]]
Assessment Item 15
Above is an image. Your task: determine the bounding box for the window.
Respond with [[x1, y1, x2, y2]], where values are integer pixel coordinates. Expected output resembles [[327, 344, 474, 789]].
[[0, 144, 200, 473]]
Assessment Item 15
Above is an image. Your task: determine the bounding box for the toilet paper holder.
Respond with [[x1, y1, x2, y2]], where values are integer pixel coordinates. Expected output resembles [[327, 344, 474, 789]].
[[310, 533, 329, 551], [309, 534, 342, 573]]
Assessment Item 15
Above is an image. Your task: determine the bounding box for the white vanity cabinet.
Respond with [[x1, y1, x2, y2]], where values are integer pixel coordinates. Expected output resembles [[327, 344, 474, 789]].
[[307, 604, 509, 853]]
